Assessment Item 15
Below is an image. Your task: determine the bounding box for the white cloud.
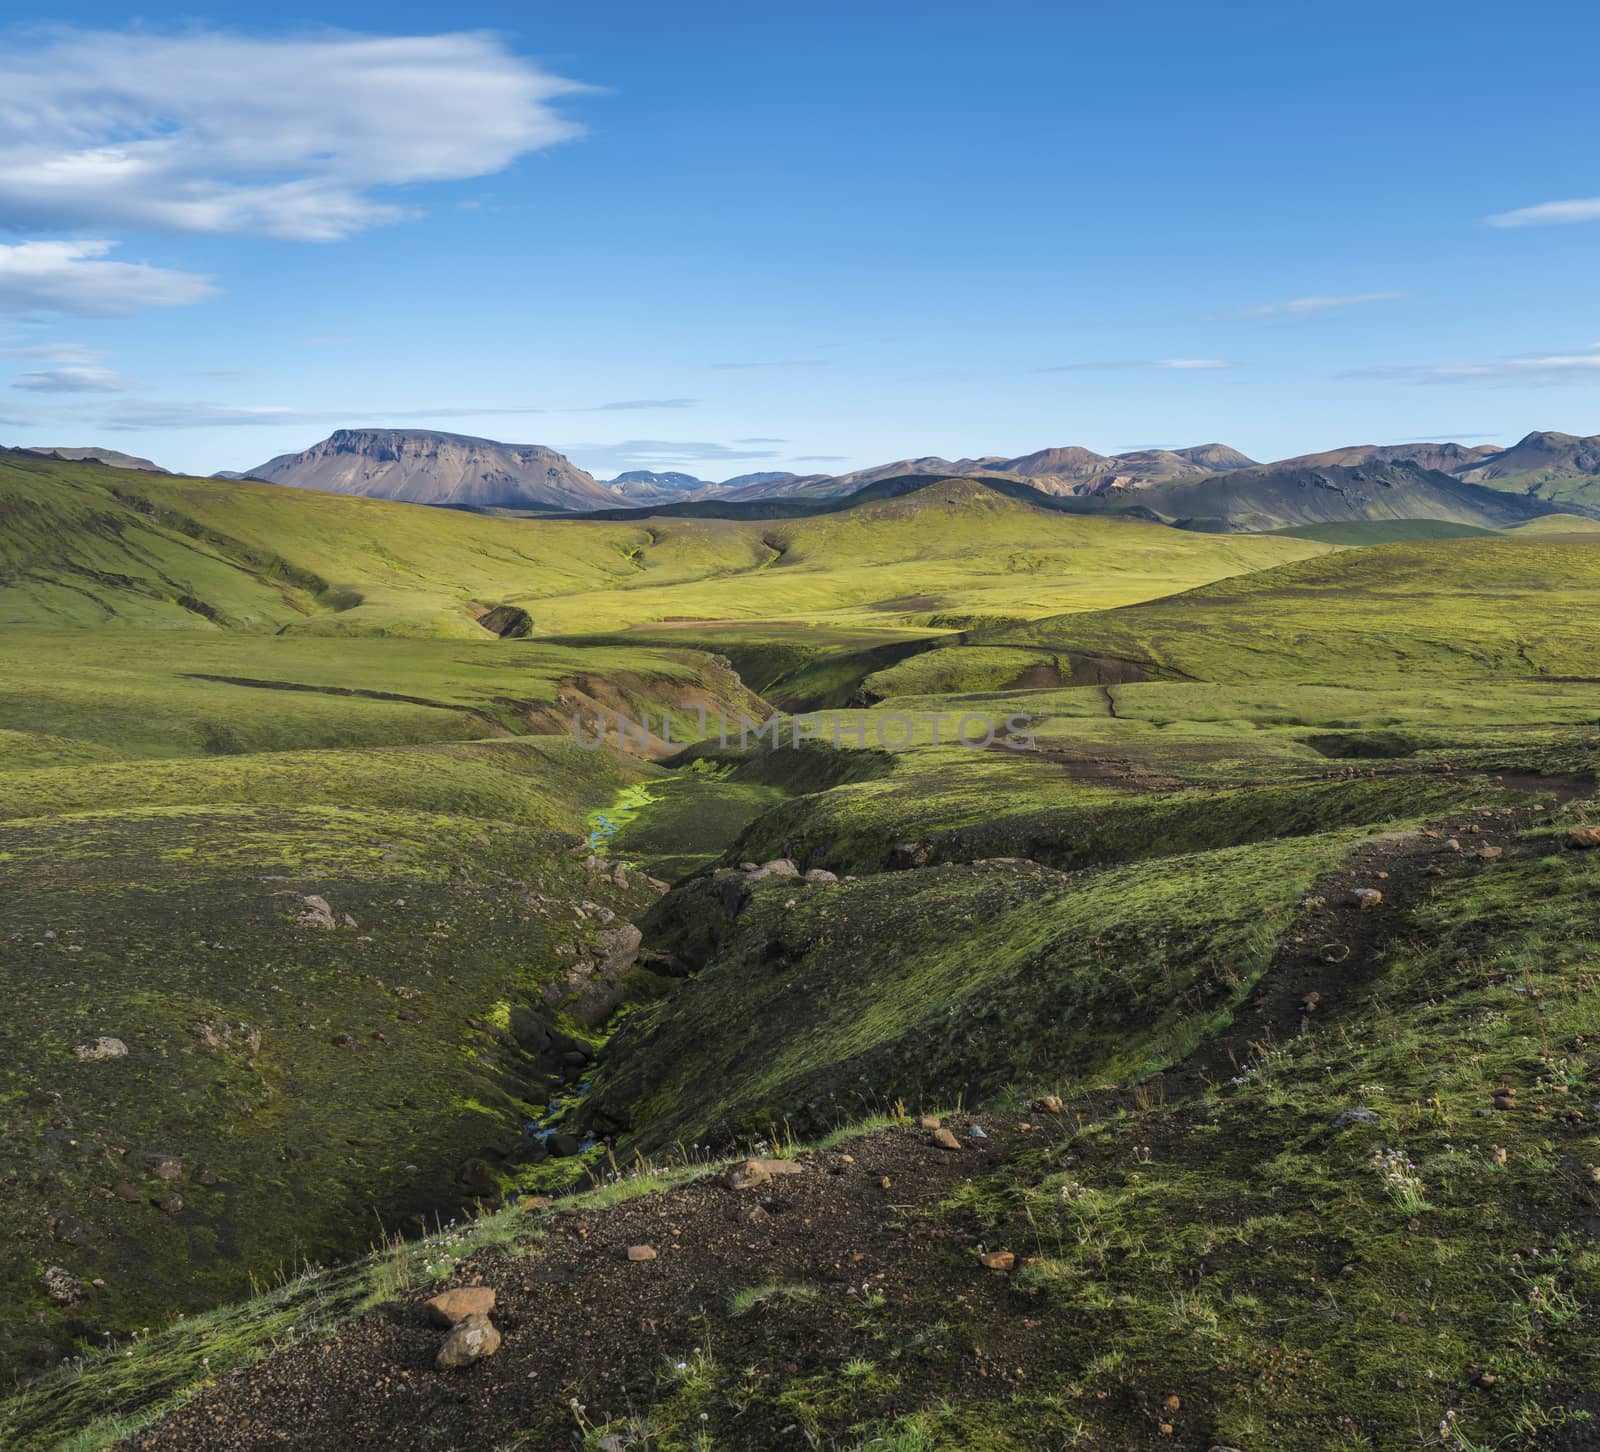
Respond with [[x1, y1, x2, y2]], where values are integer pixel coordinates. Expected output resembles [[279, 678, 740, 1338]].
[[1229, 291, 1410, 319], [0, 28, 589, 241], [12, 364, 128, 392], [1485, 198, 1600, 228], [1157, 358, 1231, 370], [0, 240, 217, 317]]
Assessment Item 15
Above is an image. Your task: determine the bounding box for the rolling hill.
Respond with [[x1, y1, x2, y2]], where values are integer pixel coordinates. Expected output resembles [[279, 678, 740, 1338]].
[[23, 446, 170, 473]]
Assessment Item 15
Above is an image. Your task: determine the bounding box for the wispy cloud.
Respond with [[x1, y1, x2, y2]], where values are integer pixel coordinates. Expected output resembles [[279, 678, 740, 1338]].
[[12, 365, 128, 393], [735, 436, 787, 444], [1226, 291, 1410, 320], [588, 398, 695, 412], [1037, 358, 1233, 373], [0, 341, 107, 364], [710, 360, 830, 371], [1340, 346, 1600, 386], [561, 439, 787, 473], [0, 241, 217, 318], [93, 398, 697, 430], [1485, 198, 1600, 229], [0, 29, 590, 242], [792, 454, 849, 462]]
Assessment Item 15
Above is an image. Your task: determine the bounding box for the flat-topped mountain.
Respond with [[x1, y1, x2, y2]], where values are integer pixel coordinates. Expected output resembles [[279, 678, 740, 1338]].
[[249, 429, 620, 512]]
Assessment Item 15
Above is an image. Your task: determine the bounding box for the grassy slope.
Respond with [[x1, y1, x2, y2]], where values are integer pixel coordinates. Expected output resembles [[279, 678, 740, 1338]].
[[978, 534, 1600, 679], [1, 456, 1327, 639]]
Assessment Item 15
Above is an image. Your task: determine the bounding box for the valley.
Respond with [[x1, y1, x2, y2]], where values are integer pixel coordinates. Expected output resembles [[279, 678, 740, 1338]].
[[3, 450, 1600, 1451]]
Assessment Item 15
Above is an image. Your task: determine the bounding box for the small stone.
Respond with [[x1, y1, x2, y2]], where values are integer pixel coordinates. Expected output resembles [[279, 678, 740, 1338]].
[[932, 1128, 961, 1151], [1444, 838, 1462, 852], [1034, 1094, 1065, 1115], [153, 1193, 183, 1214], [1566, 826, 1600, 851], [1348, 888, 1383, 910], [424, 1287, 495, 1327], [979, 1250, 1015, 1270], [1332, 1107, 1380, 1127], [436, 1312, 501, 1369], [151, 1156, 183, 1180], [113, 1182, 143, 1203], [1164, 1394, 1182, 1411], [73, 1036, 128, 1061], [627, 1244, 657, 1262], [917, 1114, 941, 1130], [1477, 845, 1503, 860]]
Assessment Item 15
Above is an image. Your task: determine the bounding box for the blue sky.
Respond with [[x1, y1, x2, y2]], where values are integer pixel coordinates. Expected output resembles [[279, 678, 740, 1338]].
[[1, 2, 1597, 478]]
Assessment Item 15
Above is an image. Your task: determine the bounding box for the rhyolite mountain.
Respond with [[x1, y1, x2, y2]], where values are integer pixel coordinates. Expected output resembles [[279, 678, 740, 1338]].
[[1456, 430, 1600, 511], [23, 446, 170, 473], [1102, 458, 1558, 533], [605, 469, 718, 505], [249, 429, 622, 512]]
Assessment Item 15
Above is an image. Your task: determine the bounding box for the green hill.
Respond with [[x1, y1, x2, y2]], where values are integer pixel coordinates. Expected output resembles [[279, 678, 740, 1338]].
[[977, 534, 1600, 680]]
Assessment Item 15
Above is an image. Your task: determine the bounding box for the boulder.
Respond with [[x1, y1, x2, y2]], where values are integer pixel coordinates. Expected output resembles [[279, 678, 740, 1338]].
[[294, 895, 339, 930], [73, 1036, 128, 1061], [724, 1157, 804, 1191], [41, 1266, 85, 1304], [424, 1287, 496, 1327], [597, 924, 643, 972], [436, 1312, 501, 1369], [1566, 826, 1600, 850]]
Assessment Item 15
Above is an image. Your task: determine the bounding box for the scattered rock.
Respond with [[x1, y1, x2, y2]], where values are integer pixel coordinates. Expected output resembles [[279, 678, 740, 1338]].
[[151, 1156, 183, 1180], [1567, 826, 1600, 851], [545, 1133, 582, 1158], [113, 1182, 143, 1203], [803, 868, 838, 884], [932, 1127, 961, 1151], [1033, 1094, 1065, 1116], [153, 1193, 184, 1214], [72, 1036, 128, 1061], [1348, 888, 1384, 911], [424, 1287, 496, 1327], [917, 1114, 941, 1130], [1477, 845, 1504, 860], [1332, 1107, 1380, 1127], [436, 1313, 501, 1369], [1444, 838, 1462, 852], [626, 1244, 657, 1262], [978, 1250, 1015, 1271]]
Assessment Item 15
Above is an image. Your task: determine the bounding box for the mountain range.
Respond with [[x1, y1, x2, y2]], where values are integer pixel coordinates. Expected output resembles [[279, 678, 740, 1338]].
[[10, 427, 1600, 528]]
